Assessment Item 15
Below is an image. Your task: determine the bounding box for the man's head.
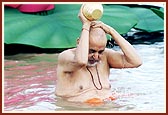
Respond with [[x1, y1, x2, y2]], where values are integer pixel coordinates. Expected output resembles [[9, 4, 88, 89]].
[[87, 27, 107, 67]]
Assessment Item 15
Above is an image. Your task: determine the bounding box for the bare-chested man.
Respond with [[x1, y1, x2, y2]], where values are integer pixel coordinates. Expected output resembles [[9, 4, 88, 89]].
[[55, 5, 142, 104]]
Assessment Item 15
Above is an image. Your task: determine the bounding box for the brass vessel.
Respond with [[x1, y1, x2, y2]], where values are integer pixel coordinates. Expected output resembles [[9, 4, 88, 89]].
[[82, 4, 103, 21]]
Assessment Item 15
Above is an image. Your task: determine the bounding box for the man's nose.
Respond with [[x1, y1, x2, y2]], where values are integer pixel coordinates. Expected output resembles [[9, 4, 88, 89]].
[[93, 52, 99, 60]]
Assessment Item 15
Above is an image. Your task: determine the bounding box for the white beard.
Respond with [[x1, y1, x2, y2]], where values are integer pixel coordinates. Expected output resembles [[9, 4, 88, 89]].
[[87, 61, 101, 67]]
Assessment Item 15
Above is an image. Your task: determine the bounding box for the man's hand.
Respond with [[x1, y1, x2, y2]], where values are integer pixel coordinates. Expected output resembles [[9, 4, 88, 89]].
[[78, 4, 91, 25], [91, 21, 113, 34]]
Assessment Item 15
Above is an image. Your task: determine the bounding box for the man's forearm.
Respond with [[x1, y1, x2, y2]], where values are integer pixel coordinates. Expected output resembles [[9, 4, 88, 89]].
[[109, 28, 142, 67], [75, 23, 91, 65]]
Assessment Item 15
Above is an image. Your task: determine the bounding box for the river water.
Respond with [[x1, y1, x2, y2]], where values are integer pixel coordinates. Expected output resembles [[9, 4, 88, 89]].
[[3, 42, 165, 113]]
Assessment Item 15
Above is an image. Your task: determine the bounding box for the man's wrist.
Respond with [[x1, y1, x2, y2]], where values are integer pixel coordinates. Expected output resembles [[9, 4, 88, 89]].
[[82, 22, 91, 31], [108, 27, 115, 35]]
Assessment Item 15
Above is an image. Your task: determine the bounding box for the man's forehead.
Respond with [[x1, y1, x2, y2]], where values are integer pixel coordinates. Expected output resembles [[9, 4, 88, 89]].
[[89, 45, 105, 50]]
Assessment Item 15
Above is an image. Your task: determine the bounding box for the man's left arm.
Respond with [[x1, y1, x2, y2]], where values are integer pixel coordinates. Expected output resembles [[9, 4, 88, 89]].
[[91, 21, 142, 68]]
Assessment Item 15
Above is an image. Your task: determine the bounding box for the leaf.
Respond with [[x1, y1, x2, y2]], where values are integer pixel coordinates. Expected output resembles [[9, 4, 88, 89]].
[[150, 7, 164, 19], [102, 5, 138, 34], [5, 4, 82, 48], [131, 7, 164, 32], [4, 4, 143, 48]]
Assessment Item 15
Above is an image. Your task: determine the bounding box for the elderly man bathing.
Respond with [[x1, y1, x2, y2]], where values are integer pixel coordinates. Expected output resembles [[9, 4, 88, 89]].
[[55, 5, 142, 104]]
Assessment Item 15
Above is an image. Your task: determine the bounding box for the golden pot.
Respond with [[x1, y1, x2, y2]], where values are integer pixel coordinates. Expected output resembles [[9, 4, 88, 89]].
[[82, 4, 103, 21]]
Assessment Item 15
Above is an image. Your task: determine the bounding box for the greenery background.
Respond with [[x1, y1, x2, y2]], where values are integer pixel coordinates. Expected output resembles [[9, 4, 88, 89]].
[[4, 4, 164, 53]]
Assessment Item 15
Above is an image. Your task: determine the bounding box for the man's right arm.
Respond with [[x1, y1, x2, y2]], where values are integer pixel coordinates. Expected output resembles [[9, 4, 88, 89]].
[[75, 23, 90, 66], [58, 4, 92, 73], [75, 4, 91, 66]]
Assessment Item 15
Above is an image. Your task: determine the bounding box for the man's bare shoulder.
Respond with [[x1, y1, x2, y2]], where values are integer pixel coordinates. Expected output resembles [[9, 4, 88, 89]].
[[104, 48, 116, 55], [58, 48, 75, 58], [58, 48, 76, 63]]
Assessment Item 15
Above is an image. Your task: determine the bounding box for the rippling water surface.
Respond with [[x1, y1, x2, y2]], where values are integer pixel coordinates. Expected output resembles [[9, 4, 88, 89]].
[[3, 42, 165, 112]]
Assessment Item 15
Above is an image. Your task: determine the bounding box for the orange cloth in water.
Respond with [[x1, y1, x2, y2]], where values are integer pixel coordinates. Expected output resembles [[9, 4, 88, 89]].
[[108, 96, 116, 101], [84, 96, 116, 106]]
